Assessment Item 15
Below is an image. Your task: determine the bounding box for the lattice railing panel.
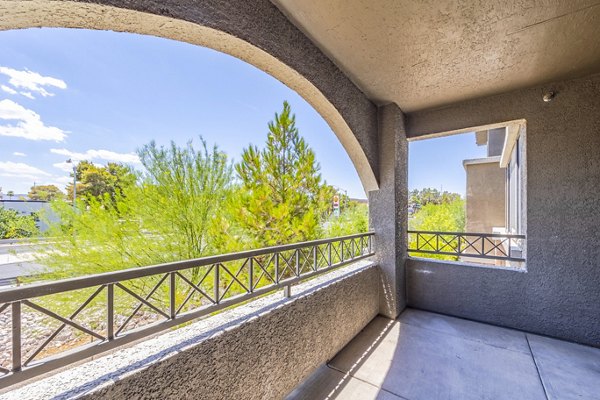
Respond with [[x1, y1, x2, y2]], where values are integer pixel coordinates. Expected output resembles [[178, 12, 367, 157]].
[[407, 231, 525, 262], [0, 232, 374, 388]]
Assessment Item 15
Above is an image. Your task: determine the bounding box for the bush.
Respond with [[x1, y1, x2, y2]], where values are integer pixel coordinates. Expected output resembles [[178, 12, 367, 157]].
[[0, 207, 39, 239], [324, 201, 369, 237], [408, 198, 465, 261]]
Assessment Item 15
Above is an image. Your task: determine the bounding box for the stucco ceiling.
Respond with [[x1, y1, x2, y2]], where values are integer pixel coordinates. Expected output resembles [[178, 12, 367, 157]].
[[271, 0, 600, 112]]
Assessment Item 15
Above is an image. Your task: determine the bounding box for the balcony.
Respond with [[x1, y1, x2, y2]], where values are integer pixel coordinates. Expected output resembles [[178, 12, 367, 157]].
[[1, 1, 600, 399]]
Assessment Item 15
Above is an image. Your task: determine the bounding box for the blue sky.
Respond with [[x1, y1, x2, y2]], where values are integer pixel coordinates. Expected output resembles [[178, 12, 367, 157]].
[[409, 134, 486, 195], [0, 28, 484, 198]]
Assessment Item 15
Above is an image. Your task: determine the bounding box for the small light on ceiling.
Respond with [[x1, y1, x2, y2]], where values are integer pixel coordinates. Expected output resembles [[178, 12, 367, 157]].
[[543, 91, 555, 102]]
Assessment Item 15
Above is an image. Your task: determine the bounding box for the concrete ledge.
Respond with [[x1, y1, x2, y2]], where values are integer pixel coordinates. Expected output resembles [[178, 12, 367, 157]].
[[407, 256, 526, 273], [1, 260, 379, 400]]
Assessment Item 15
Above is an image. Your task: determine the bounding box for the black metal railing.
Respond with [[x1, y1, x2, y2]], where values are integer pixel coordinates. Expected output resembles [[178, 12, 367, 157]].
[[0, 232, 374, 388], [407, 230, 525, 262]]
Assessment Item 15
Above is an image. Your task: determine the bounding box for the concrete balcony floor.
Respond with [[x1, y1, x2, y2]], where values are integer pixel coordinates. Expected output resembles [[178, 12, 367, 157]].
[[287, 309, 600, 400]]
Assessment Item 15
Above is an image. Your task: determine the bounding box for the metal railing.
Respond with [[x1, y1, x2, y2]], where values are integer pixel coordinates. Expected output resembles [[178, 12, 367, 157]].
[[407, 230, 525, 262], [0, 232, 374, 388]]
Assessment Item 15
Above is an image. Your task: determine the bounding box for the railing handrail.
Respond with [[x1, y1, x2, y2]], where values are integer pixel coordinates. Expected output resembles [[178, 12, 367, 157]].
[[0, 232, 374, 304], [407, 230, 525, 239]]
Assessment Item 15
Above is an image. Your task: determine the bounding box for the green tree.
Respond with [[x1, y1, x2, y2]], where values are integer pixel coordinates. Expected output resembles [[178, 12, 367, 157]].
[[408, 197, 465, 260], [35, 139, 232, 321], [39, 138, 232, 279], [0, 207, 38, 239], [28, 185, 64, 201], [324, 200, 369, 237], [409, 188, 462, 211], [6, 190, 14, 200], [231, 101, 331, 248], [135, 139, 232, 259], [65, 161, 135, 204], [107, 163, 137, 198]]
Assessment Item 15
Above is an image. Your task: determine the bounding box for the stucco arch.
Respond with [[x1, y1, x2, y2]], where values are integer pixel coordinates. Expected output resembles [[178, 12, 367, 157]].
[[0, 0, 379, 192]]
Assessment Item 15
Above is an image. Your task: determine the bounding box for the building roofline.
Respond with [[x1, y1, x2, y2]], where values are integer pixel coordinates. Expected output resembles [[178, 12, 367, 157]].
[[462, 156, 501, 169]]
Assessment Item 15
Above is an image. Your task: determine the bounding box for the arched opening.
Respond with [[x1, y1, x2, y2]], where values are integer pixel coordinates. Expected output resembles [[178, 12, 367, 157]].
[[0, 17, 376, 387], [0, 0, 378, 192]]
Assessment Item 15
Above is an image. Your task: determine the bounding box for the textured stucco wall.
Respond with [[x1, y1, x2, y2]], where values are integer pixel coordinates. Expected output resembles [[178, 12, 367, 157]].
[[369, 104, 408, 318], [0, 0, 379, 191], [405, 73, 600, 347], [67, 265, 379, 400], [465, 161, 506, 233], [486, 128, 506, 157], [270, 1, 600, 113]]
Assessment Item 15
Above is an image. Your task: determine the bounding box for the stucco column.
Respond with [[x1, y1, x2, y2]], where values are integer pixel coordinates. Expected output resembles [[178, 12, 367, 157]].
[[369, 103, 408, 318]]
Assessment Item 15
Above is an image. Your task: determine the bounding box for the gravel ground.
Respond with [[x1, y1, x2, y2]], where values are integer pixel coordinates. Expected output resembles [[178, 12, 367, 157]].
[[0, 307, 162, 371]]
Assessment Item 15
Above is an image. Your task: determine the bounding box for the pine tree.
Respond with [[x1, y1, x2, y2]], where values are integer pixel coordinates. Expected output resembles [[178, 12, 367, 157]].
[[233, 101, 331, 247]]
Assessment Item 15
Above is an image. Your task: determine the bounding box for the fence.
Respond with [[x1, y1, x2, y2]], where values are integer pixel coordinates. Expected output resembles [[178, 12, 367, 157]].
[[0, 232, 374, 388], [407, 230, 525, 262]]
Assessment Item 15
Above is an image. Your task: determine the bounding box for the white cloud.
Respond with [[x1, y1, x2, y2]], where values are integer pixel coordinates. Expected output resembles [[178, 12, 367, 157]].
[[48, 176, 73, 188], [52, 161, 75, 173], [54, 176, 73, 184], [50, 148, 141, 164], [20, 92, 35, 100], [0, 66, 67, 98], [0, 161, 51, 181], [1, 85, 17, 95], [12, 152, 26, 157], [0, 163, 71, 193], [0, 99, 67, 141]]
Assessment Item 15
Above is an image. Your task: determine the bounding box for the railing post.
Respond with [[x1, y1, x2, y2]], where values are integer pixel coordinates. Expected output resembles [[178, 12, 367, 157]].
[[107, 283, 114, 340], [341, 240, 345, 262], [249, 258, 254, 293], [351, 239, 355, 259], [169, 272, 176, 319], [295, 249, 300, 277], [275, 253, 280, 283], [368, 234, 372, 254], [214, 264, 220, 304], [328, 242, 332, 266], [283, 285, 291, 298], [12, 301, 21, 372], [313, 245, 318, 270]]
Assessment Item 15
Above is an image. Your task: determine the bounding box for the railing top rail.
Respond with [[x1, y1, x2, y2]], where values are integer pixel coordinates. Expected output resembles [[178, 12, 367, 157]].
[[0, 232, 374, 303], [407, 230, 526, 239]]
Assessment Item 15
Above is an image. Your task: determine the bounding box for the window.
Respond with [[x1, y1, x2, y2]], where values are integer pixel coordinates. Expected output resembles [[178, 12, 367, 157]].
[[408, 121, 526, 268]]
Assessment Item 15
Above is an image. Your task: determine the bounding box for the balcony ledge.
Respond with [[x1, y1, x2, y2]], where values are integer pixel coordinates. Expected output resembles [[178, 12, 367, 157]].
[[0, 259, 378, 400]]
